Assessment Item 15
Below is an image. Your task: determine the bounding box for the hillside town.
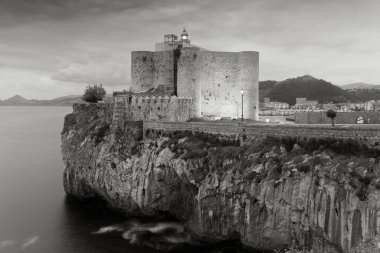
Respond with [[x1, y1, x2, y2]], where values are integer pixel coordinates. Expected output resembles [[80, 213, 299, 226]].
[[261, 97, 380, 113], [260, 96, 380, 124]]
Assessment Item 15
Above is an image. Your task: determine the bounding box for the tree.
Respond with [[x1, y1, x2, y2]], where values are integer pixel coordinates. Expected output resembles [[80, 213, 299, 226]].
[[326, 109, 337, 127], [82, 84, 106, 103]]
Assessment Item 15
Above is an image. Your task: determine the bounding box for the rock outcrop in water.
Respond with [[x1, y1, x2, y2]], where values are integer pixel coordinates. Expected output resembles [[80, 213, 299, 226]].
[[61, 104, 380, 252]]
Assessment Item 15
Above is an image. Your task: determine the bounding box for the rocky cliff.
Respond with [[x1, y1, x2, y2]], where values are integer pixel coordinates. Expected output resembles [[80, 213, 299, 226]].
[[62, 104, 380, 252]]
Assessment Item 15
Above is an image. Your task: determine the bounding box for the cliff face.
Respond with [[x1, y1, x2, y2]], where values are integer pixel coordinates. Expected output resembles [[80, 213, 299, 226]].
[[62, 104, 380, 253]]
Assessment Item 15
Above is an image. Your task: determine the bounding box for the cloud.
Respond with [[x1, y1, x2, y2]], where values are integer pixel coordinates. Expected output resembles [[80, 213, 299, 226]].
[[21, 236, 39, 250], [0, 240, 15, 249], [1, 0, 380, 99], [0, 0, 172, 27], [51, 51, 128, 86]]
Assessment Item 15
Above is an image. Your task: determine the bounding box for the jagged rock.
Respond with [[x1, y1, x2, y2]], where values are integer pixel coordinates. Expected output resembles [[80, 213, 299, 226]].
[[61, 108, 380, 253]]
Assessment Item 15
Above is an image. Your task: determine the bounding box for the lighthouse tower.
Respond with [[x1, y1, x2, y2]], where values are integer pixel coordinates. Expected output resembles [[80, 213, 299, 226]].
[[180, 27, 190, 44]]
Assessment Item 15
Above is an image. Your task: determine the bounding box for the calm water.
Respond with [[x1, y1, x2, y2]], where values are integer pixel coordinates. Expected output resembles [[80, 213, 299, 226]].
[[0, 106, 136, 253], [0, 107, 254, 253]]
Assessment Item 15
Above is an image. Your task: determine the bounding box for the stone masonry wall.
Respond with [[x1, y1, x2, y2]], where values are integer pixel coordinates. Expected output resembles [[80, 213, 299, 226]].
[[131, 51, 154, 92], [295, 111, 380, 124], [177, 48, 259, 120], [153, 51, 174, 94], [112, 94, 193, 129], [69, 104, 380, 146], [143, 121, 380, 146], [131, 51, 174, 93], [176, 48, 201, 116]]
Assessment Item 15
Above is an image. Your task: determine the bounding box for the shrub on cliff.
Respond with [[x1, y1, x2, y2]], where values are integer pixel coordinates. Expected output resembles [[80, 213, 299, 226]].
[[82, 84, 106, 103]]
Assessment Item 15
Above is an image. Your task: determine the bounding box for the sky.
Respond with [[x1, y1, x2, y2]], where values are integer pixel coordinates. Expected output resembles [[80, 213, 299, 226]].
[[1, 0, 380, 100]]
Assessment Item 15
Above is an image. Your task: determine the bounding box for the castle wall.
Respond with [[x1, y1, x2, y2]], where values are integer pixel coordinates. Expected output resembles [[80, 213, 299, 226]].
[[131, 51, 174, 93], [131, 51, 154, 92], [176, 48, 201, 117], [143, 121, 380, 146], [177, 48, 259, 120], [152, 51, 174, 93], [295, 111, 380, 124], [112, 93, 193, 129]]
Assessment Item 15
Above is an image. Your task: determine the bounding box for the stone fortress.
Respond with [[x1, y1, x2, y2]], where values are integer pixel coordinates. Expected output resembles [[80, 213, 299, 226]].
[[113, 28, 259, 125], [68, 29, 380, 253]]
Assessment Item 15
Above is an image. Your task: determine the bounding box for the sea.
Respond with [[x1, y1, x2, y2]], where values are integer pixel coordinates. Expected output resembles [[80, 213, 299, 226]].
[[0, 106, 258, 253]]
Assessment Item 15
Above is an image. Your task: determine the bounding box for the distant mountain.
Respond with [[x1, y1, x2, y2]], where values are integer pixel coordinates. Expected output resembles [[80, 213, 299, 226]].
[[340, 82, 380, 90], [0, 95, 34, 105], [0, 95, 81, 106], [0, 94, 113, 106], [262, 75, 356, 105], [5, 95, 29, 102]]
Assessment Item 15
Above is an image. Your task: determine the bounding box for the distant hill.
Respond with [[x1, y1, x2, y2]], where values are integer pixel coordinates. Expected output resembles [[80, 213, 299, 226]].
[[259, 80, 277, 101], [262, 75, 357, 105], [6, 95, 29, 103], [0, 94, 114, 106], [346, 89, 380, 102], [0, 95, 81, 106], [340, 82, 380, 90], [0, 95, 35, 105]]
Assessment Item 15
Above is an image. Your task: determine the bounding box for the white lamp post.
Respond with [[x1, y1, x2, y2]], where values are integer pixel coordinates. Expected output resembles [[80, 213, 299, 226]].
[[240, 89, 245, 121]]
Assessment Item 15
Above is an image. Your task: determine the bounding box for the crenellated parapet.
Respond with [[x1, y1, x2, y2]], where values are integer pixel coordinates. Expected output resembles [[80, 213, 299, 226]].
[[111, 92, 193, 130]]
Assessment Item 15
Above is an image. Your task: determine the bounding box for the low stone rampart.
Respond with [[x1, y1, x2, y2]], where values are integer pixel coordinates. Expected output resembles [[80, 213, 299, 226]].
[[295, 111, 380, 124], [112, 93, 193, 129], [70, 103, 380, 146], [143, 121, 380, 145]]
